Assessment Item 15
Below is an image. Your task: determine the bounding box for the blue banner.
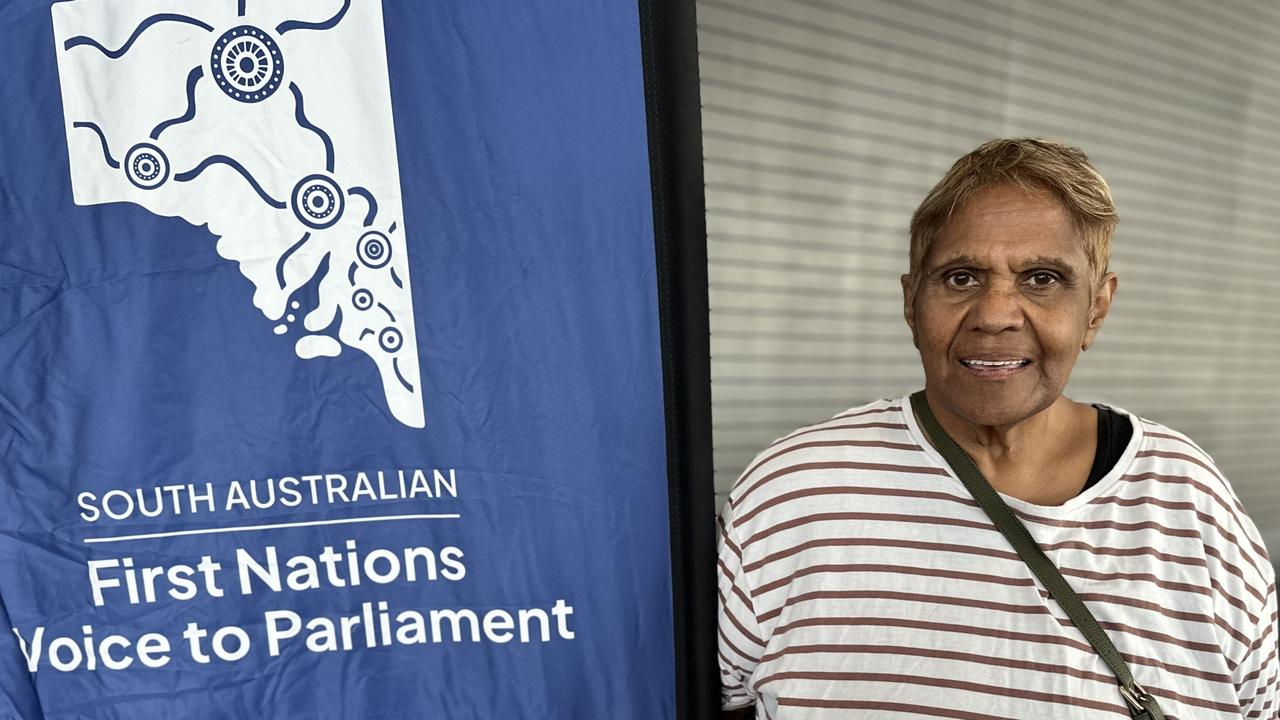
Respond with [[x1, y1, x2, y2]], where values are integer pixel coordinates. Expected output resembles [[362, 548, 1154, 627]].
[[0, 1, 675, 717]]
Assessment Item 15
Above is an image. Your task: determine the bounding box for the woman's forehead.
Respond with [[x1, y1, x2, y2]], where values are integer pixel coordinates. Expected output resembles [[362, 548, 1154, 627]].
[[948, 185, 1070, 231], [930, 186, 1088, 267]]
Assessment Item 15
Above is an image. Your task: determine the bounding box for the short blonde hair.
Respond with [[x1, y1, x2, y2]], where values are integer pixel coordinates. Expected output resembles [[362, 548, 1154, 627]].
[[908, 138, 1117, 285]]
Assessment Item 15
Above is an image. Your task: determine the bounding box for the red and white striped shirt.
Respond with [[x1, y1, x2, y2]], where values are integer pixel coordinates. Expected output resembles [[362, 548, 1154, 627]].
[[718, 395, 1278, 719]]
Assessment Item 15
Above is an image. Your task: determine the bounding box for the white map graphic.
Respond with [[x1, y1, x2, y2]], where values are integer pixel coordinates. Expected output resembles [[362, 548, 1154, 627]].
[[51, 0, 425, 428]]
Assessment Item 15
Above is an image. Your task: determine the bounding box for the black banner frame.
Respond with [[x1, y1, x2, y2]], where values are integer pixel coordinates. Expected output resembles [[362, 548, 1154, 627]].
[[638, 0, 718, 718]]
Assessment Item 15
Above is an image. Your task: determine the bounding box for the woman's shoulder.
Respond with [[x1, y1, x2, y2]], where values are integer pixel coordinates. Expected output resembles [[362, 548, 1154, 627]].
[[1131, 415, 1217, 465], [1119, 412, 1273, 581], [722, 397, 937, 520], [1124, 413, 1235, 498]]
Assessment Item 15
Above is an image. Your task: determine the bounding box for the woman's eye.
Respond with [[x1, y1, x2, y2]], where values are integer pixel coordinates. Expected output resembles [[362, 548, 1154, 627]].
[[945, 272, 976, 288], [1027, 271, 1059, 287]]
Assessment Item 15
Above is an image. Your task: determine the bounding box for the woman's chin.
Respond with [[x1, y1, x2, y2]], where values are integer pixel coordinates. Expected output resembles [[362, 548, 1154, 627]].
[[930, 386, 1060, 430]]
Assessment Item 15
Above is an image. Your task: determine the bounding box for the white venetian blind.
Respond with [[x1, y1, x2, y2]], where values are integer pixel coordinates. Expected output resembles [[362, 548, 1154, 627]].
[[697, 0, 1280, 560]]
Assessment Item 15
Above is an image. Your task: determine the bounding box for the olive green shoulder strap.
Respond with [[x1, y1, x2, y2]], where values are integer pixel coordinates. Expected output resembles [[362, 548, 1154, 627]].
[[909, 391, 1164, 720]]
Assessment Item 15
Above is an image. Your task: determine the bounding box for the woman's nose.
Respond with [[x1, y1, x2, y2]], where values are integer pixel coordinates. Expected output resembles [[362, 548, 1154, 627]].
[[968, 283, 1026, 334]]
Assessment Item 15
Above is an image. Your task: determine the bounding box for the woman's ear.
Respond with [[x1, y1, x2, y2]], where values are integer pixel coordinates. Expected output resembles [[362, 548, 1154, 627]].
[[901, 273, 919, 348], [1081, 271, 1117, 351]]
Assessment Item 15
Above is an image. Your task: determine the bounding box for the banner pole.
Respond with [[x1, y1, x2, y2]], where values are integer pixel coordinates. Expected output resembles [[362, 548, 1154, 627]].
[[637, 0, 717, 718]]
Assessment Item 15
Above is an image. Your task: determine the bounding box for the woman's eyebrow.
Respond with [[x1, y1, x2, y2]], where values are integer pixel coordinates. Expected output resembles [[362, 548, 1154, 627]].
[[1016, 256, 1077, 275], [927, 254, 1081, 280], [928, 254, 983, 271]]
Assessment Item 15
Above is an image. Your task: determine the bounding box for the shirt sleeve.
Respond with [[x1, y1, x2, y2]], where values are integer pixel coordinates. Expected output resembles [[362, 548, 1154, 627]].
[[717, 510, 766, 711], [1235, 575, 1279, 719]]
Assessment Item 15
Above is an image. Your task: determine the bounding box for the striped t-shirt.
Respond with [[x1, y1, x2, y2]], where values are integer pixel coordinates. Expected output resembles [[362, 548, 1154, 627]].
[[718, 395, 1279, 719]]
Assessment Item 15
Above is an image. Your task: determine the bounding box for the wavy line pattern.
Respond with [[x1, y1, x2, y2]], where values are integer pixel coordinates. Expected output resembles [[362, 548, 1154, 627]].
[[276, 0, 351, 35], [174, 155, 286, 209], [64, 14, 213, 59], [393, 358, 414, 392], [348, 186, 377, 226], [276, 232, 312, 288], [151, 66, 204, 140], [72, 121, 120, 169], [289, 83, 335, 173]]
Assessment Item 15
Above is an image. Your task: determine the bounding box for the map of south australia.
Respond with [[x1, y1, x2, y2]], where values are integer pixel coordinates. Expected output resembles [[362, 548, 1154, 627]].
[[51, 0, 426, 428]]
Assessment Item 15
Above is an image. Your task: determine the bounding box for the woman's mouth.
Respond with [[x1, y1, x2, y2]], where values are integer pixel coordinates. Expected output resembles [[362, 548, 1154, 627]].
[[959, 358, 1032, 377]]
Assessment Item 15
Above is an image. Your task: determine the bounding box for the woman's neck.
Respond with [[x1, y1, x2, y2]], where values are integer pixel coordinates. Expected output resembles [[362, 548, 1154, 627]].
[[921, 392, 1098, 505]]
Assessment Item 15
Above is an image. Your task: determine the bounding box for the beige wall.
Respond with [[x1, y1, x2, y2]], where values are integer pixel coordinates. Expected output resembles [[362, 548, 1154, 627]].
[[698, 0, 1280, 561]]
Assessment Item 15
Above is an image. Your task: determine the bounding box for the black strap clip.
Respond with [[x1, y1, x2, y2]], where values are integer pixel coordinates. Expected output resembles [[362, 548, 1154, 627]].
[[1120, 682, 1164, 720]]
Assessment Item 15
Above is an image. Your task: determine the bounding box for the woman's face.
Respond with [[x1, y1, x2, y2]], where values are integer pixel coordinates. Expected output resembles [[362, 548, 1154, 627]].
[[902, 184, 1116, 428]]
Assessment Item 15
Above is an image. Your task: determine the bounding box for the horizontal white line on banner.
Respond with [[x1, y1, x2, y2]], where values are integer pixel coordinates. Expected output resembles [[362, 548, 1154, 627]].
[[82, 513, 462, 544]]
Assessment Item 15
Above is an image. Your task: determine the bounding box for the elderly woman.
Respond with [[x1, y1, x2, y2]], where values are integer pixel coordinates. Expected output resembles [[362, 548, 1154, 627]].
[[717, 139, 1277, 719]]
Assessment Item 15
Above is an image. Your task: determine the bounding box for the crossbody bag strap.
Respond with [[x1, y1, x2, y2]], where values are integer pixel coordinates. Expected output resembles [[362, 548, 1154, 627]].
[[909, 391, 1165, 720]]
